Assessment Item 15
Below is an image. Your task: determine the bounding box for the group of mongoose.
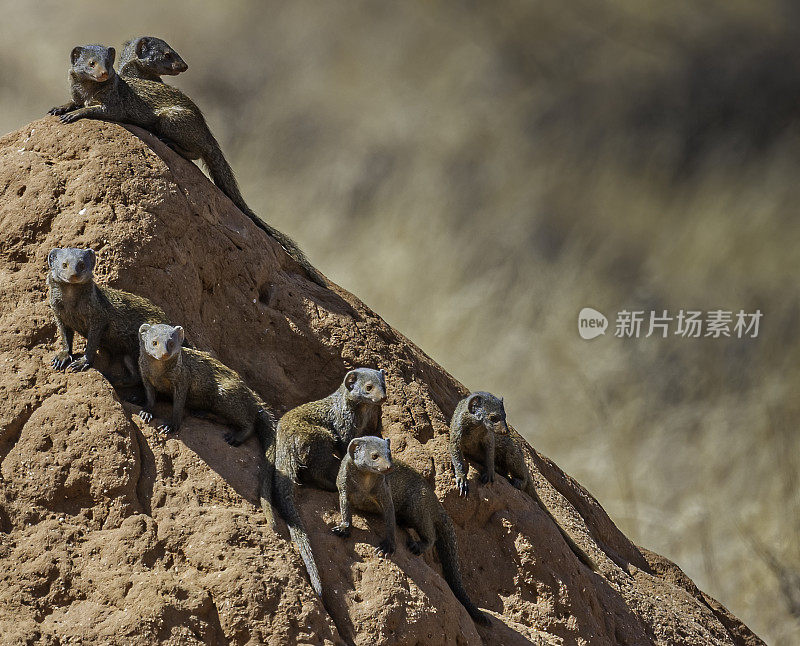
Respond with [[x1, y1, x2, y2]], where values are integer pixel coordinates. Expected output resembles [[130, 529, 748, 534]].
[[45, 36, 596, 629]]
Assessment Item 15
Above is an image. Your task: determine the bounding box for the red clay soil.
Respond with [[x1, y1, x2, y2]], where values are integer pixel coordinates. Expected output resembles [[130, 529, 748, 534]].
[[0, 118, 765, 645]]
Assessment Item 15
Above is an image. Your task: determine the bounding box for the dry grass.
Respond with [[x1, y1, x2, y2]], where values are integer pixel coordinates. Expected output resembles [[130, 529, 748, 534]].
[[2, 0, 799, 641]]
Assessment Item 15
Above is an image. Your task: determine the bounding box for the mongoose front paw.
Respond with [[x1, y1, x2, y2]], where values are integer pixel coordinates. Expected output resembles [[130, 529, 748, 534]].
[[48, 106, 69, 116], [223, 432, 241, 447], [510, 477, 524, 490], [51, 351, 74, 371], [456, 477, 469, 497], [407, 539, 422, 555], [138, 410, 153, 423], [59, 112, 82, 124], [331, 524, 351, 538], [376, 539, 396, 557], [66, 356, 92, 372], [157, 423, 177, 435], [480, 471, 494, 485]]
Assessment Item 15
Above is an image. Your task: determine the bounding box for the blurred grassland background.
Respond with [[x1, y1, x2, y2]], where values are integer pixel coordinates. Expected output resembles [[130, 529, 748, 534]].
[[2, 0, 799, 642]]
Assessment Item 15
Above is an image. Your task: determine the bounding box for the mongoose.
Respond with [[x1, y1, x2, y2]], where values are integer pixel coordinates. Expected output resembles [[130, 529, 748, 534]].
[[450, 392, 597, 571], [118, 36, 188, 82], [47, 247, 174, 382], [262, 368, 387, 596], [334, 436, 490, 627], [118, 36, 192, 158], [332, 437, 397, 557], [137, 323, 275, 451], [48, 45, 324, 286]]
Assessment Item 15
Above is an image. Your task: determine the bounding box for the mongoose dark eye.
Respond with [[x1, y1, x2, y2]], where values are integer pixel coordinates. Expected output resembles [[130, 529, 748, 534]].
[[89, 61, 96, 67], [371, 452, 379, 460], [61, 262, 68, 269], [365, 383, 373, 392], [152, 340, 157, 347], [165, 52, 173, 60]]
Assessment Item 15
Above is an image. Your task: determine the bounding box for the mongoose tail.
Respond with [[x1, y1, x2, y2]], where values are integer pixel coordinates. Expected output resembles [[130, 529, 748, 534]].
[[255, 407, 276, 456], [201, 143, 325, 286], [260, 429, 277, 528], [524, 480, 598, 572], [273, 452, 324, 596], [435, 513, 491, 626], [256, 407, 277, 523]]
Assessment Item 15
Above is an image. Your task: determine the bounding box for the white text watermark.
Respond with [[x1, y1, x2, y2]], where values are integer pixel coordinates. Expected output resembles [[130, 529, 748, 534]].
[[579, 308, 762, 340]]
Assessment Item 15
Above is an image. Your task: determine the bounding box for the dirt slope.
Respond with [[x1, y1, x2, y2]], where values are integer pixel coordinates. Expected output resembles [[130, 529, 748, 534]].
[[0, 118, 764, 646]]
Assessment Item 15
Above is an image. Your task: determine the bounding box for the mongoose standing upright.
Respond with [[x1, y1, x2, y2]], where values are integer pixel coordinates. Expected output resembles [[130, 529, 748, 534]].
[[137, 323, 275, 451], [47, 247, 174, 381], [262, 368, 387, 596], [118, 36, 188, 82], [334, 436, 490, 627], [450, 392, 597, 570], [48, 45, 323, 285]]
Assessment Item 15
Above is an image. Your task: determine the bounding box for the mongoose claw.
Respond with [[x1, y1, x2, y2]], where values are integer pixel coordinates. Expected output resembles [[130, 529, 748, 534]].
[[510, 477, 524, 490], [66, 357, 91, 372], [59, 112, 82, 124], [407, 539, 422, 555], [48, 106, 68, 116], [223, 432, 241, 447], [376, 539, 396, 557], [138, 410, 153, 423], [331, 524, 351, 538], [480, 471, 494, 485], [51, 352, 74, 370], [456, 478, 469, 497], [157, 423, 177, 435]]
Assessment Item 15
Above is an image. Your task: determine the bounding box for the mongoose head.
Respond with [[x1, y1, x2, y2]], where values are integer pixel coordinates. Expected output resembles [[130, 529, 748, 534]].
[[347, 436, 394, 475], [128, 36, 188, 75], [48, 248, 96, 285], [70, 45, 116, 83], [343, 368, 387, 405], [139, 323, 184, 361], [465, 391, 508, 433]]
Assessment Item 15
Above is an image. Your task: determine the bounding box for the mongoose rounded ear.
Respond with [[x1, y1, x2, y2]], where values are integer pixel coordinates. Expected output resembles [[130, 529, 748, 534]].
[[348, 438, 360, 459], [173, 326, 185, 345], [344, 370, 358, 391], [138, 323, 151, 338], [385, 438, 390, 451], [106, 47, 116, 66], [70, 47, 82, 66], [134, 37, 149, 59], [48, 248, 61, 268], [467, 393, 483, 415], [82, 248, 96, 271]]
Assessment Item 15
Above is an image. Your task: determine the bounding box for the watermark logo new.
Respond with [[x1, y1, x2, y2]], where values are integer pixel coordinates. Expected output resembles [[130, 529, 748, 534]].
[[578, 307, 608, 339], [578, 307, 762, 339]]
